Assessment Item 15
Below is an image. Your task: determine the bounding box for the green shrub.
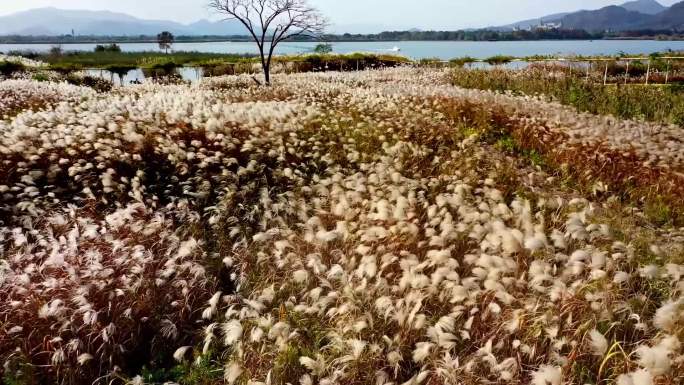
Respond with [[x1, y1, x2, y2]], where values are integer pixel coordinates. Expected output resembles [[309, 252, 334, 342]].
[[66, 74, 113, 92], [105, 64, 137, 83], [149, 61, 178, 76], [644, 197, 674, 226], [137, 60, 181, 81], [94, 43, 122, 53], [49, 63, 82, 75], [32, 72, 49, 82], [419, 57, 442, 65], [0, 61, 26, 76], [313, 43, 333, 54], [485, 55, 514, 66], [281, 53, 408, 72], [49, 45, 63, 57], [449, 56, 477, 67]]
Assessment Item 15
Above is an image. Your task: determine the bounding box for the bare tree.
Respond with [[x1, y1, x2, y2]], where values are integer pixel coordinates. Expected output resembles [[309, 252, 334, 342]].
[[209, 0, 327, 85]]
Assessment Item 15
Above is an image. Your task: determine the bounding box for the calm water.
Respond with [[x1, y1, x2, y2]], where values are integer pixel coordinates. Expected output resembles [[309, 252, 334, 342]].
[[2, 40, 684, 59], [85, 67, 205, 85]]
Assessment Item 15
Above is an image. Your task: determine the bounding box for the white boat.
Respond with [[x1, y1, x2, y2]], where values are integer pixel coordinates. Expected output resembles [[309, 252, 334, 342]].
[[389, 46, 401, 52]]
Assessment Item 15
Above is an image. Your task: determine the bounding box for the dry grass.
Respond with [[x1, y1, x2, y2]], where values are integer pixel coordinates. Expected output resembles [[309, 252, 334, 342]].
[[450, 67, 684, 126], [0, 80, 95, 120], [1, 68, 683, 385]]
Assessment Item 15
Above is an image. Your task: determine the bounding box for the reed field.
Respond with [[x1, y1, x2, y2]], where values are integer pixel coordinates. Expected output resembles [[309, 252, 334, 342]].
[[450, 65, 684, 126], [0, 59, 683, 385]]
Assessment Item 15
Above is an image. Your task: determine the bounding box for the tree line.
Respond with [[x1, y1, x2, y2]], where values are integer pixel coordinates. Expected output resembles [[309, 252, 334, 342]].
[[318, 29, 599, 41], [316, 29, 684, 41], [3, 29, 684, 45]]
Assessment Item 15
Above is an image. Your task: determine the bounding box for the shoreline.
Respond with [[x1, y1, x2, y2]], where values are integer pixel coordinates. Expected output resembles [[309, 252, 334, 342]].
[[2, 38, 684, 45]]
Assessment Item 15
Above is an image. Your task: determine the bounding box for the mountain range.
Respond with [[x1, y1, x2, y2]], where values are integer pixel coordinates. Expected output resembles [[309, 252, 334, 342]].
[[0, 7, 411, 36], [498, 0, 683, 32], [620, 0, 668, 14], [0, 1, 682, 37], [0, 7, 246, 36], [563, 1, 683, 31]]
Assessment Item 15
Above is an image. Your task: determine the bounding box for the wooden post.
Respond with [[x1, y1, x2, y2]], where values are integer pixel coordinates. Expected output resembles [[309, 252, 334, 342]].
[[603, 62, 609, 85], [665, 60, 670, 84], [569, 61, 574, 78], [586, 61, 590, 81], [625, 60, 630, 84], [645, 60, 651, 85]]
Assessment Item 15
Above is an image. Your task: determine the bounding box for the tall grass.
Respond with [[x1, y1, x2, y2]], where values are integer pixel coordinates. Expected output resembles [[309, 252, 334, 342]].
[[450, 67, 684, 126], [34, 51, 257, 68], [196, 53, 410, 77], [0, 60, 25, 77], [28, 51, 410, 72], [1, 68, 683, 385]]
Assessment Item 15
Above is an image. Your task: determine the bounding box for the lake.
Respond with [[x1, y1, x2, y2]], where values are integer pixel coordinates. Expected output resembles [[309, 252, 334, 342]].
[[2, 40, 684, 59]]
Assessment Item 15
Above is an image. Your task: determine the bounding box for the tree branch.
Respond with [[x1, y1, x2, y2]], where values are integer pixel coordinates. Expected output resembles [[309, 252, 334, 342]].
[[209, 0, 327, 85]]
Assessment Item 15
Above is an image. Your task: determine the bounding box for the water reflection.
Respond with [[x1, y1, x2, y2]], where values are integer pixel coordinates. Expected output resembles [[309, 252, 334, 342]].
[[84, 67, 205, 85], [4, 40, 684, 60], [81, 60, 607, 86]]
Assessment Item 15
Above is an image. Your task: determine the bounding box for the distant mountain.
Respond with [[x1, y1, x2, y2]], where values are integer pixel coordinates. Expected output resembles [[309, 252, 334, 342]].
[[328, 23, 416, 35], [186, 19, 240, 36], [561, 6, 651, 31], [0, 7, 401, 36], [641, 1, 684, 29], [620, 0, 667, 14], [0, 7, 246, 36], [494, 0, 672, 31], [560, 1, 684, 32], [493, 12, 569, 31]]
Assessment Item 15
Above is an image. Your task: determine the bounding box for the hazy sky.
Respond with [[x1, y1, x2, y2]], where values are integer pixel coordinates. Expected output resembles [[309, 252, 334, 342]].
[[0, 0, 680, 29]]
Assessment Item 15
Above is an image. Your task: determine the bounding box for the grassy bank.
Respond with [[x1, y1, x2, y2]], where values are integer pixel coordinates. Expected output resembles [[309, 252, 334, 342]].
[[450, 67, 684, 126], [16, 50, 409, 70], [27, 51, 257, 68]]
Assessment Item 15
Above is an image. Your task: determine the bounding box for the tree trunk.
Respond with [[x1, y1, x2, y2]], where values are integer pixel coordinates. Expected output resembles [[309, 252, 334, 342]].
[[264, 64, 270, 85], [264, 52, 274, 86], [259, 48, 270, 86]]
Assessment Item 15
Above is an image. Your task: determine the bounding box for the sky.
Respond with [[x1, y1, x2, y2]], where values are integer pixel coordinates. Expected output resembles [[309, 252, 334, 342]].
[[0, 0, 681, 29]]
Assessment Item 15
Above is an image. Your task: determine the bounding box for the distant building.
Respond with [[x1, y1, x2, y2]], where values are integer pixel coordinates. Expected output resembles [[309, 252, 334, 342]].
[[534, 19, 562, 30]]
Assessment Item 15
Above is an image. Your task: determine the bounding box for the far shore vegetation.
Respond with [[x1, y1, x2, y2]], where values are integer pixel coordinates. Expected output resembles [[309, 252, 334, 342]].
[[2, 28, 684, 45], [14, 50, 410, 72], [450, 66, 684, 126], [4, 47, 683, 71]]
